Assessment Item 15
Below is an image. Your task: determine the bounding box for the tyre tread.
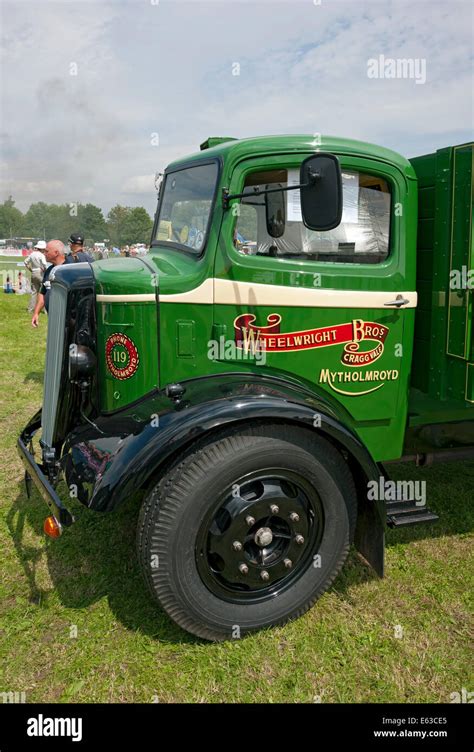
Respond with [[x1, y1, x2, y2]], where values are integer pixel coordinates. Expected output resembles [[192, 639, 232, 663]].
[[137, 423, 356, 641]]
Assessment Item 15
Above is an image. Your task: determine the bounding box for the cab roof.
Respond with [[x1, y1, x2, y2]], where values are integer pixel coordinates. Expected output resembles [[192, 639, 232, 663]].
[[166, 134, 416, 178]]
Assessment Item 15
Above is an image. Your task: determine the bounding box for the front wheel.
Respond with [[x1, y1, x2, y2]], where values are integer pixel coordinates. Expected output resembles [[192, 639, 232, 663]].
[[137, 424, 357, 641]]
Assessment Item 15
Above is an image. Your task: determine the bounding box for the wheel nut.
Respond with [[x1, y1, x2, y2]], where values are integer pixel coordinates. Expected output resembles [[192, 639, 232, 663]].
[[284, 558, 293, 569], [239, 563, 249, 575], [260, 570, 270, 581], [295, 534, 305, 545], [289, 512, 300, 522], [270, 504, 279, 515], [245, 515, 255, 527], [232, 541, 243, 552]]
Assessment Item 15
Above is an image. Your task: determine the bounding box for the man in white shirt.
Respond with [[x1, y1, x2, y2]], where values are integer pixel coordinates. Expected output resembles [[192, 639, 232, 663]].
[[24, 241, 49, 313]]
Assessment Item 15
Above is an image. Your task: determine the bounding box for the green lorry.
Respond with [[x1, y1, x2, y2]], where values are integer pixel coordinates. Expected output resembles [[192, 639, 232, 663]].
[[18, 135, 473, 640]]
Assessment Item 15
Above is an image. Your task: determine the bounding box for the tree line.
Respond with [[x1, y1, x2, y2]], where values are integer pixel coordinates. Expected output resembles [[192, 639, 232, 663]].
[[0, 197, 154, 246]]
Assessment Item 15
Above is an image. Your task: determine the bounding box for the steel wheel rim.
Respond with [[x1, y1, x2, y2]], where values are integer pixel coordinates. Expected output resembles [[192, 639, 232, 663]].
[[195, 468, 325, 604]]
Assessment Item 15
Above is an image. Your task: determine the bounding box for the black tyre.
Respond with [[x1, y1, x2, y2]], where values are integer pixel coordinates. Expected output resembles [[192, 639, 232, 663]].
[[137, 423, 357, 641]]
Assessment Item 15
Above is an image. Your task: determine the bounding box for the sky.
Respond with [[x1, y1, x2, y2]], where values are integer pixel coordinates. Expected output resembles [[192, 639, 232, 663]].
[[0, 0, 473, 217]]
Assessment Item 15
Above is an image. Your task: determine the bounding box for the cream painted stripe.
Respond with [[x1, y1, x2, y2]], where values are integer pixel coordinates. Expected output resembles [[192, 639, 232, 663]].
[[98, 279, 418, 308], [97, 279, 214, 304], [160, 277, 214, 304], [97, 293, 156, 302], [214, 279, 418, 309]]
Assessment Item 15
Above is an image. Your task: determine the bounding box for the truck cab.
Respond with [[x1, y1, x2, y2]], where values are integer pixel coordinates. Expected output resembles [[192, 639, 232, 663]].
[[18, 135, 474, 641]]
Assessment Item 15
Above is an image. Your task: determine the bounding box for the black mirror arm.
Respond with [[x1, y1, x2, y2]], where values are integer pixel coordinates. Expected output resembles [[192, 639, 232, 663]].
[[222, 182, 310, 210]]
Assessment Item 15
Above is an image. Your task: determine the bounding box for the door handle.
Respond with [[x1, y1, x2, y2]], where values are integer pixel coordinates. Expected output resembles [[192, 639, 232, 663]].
[[384, 295, 410, 308]]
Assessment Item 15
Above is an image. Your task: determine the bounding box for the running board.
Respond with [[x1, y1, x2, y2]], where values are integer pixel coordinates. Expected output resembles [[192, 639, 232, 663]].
[[386, 500, 439, 528]]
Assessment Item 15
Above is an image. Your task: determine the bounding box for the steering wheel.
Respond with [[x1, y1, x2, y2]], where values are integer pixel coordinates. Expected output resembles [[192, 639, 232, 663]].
[[172, 227, 182, 243]]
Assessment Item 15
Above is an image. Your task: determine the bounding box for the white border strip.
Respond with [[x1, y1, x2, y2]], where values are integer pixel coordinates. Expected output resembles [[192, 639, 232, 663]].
[[97, 279, 417, 308], [97, 293, 156, 302], [215, 279, 417, 308], [160, 278, 214, 304]]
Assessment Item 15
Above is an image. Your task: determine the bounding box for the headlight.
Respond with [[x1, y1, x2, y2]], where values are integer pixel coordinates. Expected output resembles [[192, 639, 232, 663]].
[[69, 344, 96, 382]]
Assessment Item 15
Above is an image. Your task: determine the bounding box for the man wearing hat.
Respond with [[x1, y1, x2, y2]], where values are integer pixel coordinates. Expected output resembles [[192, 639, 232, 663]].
[[24, 241, 49, 313], [68, 233, 94, 262]]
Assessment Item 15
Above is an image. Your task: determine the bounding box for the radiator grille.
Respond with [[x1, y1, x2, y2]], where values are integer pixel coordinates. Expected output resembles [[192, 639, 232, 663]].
[[41, 284, 68, 447]]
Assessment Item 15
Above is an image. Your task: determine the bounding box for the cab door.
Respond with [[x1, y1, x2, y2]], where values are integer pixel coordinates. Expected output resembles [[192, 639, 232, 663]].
[[212, 151, 417, 462]]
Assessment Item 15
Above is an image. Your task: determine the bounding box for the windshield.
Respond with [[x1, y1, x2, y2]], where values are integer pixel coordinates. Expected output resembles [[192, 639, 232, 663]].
[[154, 161, 219, 253]]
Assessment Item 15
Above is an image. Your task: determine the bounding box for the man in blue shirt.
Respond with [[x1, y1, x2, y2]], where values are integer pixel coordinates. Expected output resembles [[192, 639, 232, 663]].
[[31, 239, 89, 326]]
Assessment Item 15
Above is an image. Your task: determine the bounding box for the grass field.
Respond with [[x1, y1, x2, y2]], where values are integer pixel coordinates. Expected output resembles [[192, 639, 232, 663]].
[[0, 294, 472, 703], [0, 254, 30, 263], [0, 256, 29, 272]]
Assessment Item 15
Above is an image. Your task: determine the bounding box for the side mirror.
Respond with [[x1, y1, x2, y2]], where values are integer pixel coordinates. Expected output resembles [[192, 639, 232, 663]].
[[300, 153, 343, 231], [265, 184, 285, 238]]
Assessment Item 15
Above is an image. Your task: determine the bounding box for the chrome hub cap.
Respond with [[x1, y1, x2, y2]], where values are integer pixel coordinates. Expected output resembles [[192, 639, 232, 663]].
[[195, 470, 324, 604], [254, 526, 273, 547]]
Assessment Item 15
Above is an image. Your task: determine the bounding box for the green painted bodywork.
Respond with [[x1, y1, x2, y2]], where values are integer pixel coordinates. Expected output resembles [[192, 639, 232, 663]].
[[93, 257, 159, 412], [91, 135, 474, 462], [410, 143, 474, 416]]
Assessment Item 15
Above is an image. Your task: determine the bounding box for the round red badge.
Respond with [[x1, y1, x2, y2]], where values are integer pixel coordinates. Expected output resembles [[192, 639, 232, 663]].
[[105, 333, 139, 380]]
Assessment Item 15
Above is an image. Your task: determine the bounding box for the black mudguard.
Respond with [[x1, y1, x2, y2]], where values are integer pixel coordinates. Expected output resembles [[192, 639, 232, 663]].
[[61, 373, 385, 575]]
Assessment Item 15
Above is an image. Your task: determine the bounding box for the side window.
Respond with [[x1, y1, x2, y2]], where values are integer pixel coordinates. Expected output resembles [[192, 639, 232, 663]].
[[233, 167, 392, 264], [233, 204, 258, 254]]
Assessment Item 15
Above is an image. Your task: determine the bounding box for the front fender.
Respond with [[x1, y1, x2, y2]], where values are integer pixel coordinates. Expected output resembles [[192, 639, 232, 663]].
[[62, 374, 384, 553], [61, 374, 386, 576]]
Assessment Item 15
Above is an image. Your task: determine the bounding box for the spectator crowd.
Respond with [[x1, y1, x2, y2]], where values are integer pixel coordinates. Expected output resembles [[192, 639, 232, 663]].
[[2, 234, 149, 325]]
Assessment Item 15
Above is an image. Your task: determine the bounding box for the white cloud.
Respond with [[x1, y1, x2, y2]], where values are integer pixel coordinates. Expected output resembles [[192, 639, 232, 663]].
[[122, 174, 155, 194], [0, 0, 472, 216]]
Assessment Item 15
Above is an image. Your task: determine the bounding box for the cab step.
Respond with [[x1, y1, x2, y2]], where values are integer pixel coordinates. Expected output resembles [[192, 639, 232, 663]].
[[386, 500, 439, 527]]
